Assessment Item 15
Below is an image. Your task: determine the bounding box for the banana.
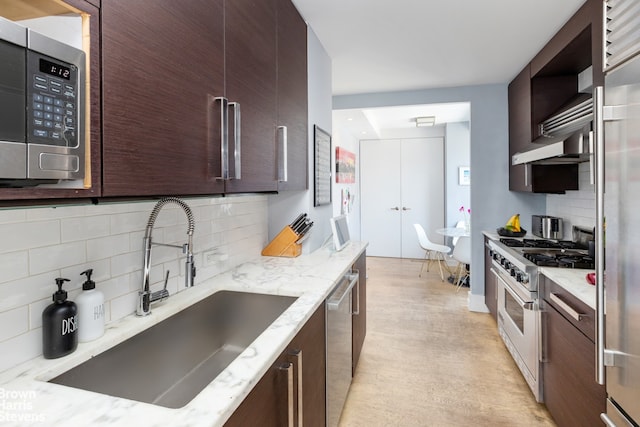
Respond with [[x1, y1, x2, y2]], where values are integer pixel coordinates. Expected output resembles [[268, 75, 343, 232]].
[[505, 214, 521, 232]]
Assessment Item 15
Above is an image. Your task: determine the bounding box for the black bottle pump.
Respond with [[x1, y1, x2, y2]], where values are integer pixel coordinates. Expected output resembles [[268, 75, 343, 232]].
[[42, 277, 78, 359]]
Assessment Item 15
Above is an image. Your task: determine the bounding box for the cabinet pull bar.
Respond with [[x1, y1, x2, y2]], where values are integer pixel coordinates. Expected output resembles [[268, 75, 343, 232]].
[[230, 101, 241, 180], [214, 97, 229, 180], [550, 292, 584, 321], [600, 413, 617, 427], [279, 362, 294, 427], [278, 126, 288, 182], [594, 85, 606, 385], [351, 269, 360, 315], [589, 130, 595, 186], [288, 349, 303, 426]]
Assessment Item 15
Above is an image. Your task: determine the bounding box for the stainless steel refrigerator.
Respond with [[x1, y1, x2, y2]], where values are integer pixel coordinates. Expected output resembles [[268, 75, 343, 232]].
[[597, 2, 640, 425]]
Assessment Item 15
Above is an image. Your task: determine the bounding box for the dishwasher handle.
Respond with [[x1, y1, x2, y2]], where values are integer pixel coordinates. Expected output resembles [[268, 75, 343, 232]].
[[327, 272, 359, 311]]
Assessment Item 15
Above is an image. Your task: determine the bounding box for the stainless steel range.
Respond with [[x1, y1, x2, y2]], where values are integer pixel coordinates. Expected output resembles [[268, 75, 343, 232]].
[[487, 230, 593, 403]]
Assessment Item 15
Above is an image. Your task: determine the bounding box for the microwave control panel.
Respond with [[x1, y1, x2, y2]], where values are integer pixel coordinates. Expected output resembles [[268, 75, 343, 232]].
[[26, 51, 79, 148]]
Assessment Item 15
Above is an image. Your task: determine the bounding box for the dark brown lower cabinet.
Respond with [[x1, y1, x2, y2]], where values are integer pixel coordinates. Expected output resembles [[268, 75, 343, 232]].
[[541, 276, 606, 427], [225, 302, 326, 427]]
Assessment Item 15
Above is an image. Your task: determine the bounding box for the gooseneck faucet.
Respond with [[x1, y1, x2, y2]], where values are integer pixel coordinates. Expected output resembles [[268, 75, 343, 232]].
[[137, 197, 196, 316]]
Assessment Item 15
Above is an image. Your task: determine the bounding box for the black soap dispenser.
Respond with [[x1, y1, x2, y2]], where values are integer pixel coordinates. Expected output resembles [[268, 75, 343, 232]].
[[42, 278, 78, 359]]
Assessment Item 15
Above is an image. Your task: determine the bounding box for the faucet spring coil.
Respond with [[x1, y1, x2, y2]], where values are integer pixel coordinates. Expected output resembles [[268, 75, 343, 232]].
[[146, 197, 195, 236]]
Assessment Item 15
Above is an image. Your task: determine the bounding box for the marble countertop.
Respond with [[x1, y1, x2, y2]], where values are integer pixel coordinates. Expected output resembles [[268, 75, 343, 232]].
[[482, 231, 596, 309], [0, 242, 367, 427]]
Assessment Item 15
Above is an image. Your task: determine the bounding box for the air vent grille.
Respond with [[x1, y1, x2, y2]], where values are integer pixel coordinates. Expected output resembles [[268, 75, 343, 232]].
[[605, 0, 640, 71]]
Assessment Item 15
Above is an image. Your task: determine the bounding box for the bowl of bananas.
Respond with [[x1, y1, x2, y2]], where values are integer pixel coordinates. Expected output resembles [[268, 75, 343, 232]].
[[497, 214, 526, 237]]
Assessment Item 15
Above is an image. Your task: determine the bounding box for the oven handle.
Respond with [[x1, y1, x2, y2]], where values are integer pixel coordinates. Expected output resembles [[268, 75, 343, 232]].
[[491, 267, 535, 310]]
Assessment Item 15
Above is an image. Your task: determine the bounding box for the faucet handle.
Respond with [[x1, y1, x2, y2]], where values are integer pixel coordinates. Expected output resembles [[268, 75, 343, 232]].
[[149, 270, 170, 304], [163, 270, 170, 290]]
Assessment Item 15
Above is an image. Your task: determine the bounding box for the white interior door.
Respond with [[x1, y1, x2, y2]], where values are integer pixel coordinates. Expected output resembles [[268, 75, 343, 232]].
[[360, 138, 445, 258], [360, 140, 401, 257], [401, 138, 445, 258]]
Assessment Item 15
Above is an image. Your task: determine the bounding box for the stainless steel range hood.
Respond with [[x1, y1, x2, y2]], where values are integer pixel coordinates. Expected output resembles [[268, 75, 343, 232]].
[[512, 95, 593, 165], [512, 129, 592, 165]]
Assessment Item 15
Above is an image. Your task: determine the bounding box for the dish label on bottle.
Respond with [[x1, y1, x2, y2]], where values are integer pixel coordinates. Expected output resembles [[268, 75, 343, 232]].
[[62, 315, 78, 335]]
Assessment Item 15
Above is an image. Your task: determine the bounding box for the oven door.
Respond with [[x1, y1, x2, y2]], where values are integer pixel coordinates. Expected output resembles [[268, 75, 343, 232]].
[[492, 264, 541, 401]]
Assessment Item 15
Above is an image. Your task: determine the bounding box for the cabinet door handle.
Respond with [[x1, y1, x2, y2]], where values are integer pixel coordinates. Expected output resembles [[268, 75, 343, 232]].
[[390, 206, 399, 211], [229, 101, 241, 180], [288, 349, 303, 426], [214, 97, 229, 180], [550, 292, 585, 321], [594, 85, 606, 385], [402, 207, 411, 211], [351, 269, 360, 315], [279, 362, 294, 427], [278, 126, 288, 182]]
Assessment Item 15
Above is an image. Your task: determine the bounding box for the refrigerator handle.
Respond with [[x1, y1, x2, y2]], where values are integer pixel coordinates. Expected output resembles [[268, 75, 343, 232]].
[[594, 85, 606, 386]]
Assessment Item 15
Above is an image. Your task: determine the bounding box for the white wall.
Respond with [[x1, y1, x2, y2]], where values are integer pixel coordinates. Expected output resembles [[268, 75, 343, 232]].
[[0, 195, 269, 373], [268, 26, 334, 253], [334, 85, 547, 311], [332, 127, 361, 241], [445, 121, 471, 229]]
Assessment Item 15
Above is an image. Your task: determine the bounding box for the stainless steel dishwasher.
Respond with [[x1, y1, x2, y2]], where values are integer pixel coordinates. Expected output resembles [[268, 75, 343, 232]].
[[326, 269, 359, 427]]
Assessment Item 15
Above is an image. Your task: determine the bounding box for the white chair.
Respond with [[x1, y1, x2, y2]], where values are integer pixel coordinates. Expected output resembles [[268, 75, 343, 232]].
[[452, 236, 471, 292], [413, 223, 451, 282], [452, 220, 467, 247]]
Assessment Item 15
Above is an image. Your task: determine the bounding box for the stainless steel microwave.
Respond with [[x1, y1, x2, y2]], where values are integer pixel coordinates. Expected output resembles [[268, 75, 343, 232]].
[[0, 16, 85, 187]]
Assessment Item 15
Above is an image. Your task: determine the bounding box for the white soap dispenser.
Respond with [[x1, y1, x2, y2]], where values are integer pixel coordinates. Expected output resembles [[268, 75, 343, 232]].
[[76, 269, 105, 342]]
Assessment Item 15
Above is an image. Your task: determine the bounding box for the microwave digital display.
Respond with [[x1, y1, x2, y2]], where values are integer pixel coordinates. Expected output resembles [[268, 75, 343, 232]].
[[39, 58, 70, 80]]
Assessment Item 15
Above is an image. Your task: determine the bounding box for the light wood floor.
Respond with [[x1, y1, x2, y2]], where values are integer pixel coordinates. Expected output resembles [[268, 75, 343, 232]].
[[338, 257, 556, 427]]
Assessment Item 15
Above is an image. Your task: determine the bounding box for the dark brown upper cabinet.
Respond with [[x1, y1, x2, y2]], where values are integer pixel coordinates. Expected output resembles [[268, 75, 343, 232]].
[[101, 0, 226, 197], [102, 0, 308, 198], [223, 0, 279, 194], [276, 0, 309, 192], [0, 0, 101, 204], [508, 0, 602, 194]]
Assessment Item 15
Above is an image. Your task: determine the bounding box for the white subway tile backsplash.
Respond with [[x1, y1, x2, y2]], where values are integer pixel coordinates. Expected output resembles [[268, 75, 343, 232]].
[[0, 209, 26, 224], [26, 205, 86, 221], [28, 299, 50, 330], [61, 215, 110, 242], [110, 251, 142, 277], [28, 241, 87, 276], [0, 220, 60, 254], [0, 195, 269, 373], [0, 307, 29, 342], [109, 291, 138, 322], [109, 211, 149, 235], [547, 162, 596, 238], [0, 272, 57, 313], [0, 252, 29, 283], [0, 329, 41, 373], [86, 234, 130, 262]]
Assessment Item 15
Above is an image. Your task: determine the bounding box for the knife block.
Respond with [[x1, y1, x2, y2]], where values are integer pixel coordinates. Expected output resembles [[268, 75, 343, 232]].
[[261, 226, 302, 257]]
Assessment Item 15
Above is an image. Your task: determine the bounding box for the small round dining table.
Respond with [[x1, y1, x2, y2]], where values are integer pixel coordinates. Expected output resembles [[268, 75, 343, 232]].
[[436, 227, 470, 237]]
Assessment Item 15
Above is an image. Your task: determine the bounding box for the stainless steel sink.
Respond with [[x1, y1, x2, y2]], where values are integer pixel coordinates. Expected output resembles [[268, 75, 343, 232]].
[[49, 290, 297, 408]]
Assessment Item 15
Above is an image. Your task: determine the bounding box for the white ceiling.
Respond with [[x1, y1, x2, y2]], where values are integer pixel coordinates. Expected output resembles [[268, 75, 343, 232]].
[[291, 0, 586, 96], [291, 0, 586, 135]]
